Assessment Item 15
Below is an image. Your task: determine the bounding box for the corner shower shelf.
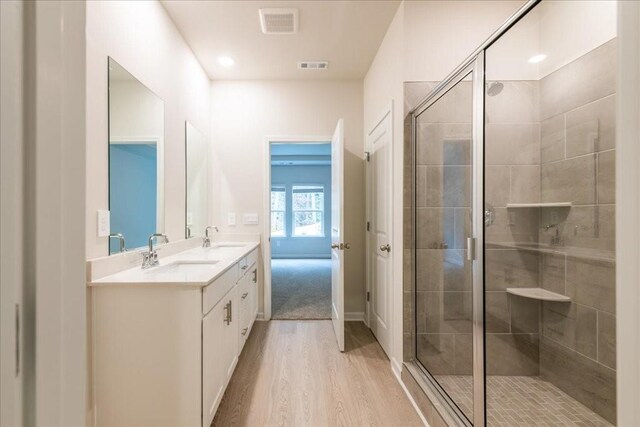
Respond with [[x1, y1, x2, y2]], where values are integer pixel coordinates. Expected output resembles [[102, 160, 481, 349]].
[[506, 202, 573, 208], [506, 287, 571, 302]]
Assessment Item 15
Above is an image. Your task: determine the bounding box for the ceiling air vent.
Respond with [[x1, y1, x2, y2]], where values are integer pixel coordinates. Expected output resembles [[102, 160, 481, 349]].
[[298, 61, 329, 70], [259, 8, 298, 34]]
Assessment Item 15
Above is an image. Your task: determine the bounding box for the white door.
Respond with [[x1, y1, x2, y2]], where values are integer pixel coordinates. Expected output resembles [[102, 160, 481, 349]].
[[331, 119, 345, 352], [367, 109, 393, 357]]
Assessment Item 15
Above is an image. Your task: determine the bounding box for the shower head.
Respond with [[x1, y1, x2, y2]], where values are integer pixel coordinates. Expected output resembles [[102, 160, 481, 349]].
[[486, 81, 504, 97]]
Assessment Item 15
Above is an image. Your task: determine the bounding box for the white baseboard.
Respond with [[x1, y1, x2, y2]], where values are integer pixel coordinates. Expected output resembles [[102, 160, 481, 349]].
[[345, 311, 365, 322], [391, 358, 429, 427], [391, 357, 402, 379]]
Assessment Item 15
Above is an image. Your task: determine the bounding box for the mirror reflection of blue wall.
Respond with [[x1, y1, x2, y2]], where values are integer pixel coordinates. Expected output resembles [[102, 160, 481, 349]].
[[109, 143, 157, 254], [270, 143, 332, 259]]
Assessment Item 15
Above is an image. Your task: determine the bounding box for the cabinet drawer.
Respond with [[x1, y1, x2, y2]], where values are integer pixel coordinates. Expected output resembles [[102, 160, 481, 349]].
[[237, 249, 258, 278], [245, 249, 258, 269], [203, 264, 238, 315]]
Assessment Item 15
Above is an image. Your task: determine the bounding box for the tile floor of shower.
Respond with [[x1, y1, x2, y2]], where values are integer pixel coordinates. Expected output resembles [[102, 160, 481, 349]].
[[436, 375, 611, 426]]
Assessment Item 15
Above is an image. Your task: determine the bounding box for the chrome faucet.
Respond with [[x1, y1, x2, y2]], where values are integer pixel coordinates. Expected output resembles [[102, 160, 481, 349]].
[[544, 224, 562, 246], [142, 233, 169, 269], [202, 226, 219, 248], [109, 233, 126, 253]]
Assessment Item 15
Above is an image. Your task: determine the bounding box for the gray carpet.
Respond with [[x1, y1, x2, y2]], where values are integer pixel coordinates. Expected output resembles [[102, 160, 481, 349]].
[[271, 259, 331, 320]]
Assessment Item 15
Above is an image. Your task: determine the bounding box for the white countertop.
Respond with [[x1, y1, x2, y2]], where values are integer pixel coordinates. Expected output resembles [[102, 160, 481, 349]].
[[89, 241, 259, 288]]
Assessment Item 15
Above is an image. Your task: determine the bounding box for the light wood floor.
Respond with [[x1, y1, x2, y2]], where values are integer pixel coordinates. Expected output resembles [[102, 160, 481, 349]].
[[212, 320, 423, 427]]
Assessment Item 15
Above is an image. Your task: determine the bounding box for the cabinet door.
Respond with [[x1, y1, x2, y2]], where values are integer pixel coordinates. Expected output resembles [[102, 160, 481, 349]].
[[221, 287, 238, 381], [202, 302, 225, 427], [251, 267, 259, 319]]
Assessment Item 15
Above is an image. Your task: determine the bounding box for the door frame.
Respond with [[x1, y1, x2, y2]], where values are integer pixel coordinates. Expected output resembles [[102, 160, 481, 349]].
[[365, 102, 393, 341], [262, 135, 332, 321]]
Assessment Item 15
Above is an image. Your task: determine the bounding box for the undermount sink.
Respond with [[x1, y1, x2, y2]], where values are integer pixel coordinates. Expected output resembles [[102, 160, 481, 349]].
[[147, 260, 219, 274], [210, 243, 246, 249]]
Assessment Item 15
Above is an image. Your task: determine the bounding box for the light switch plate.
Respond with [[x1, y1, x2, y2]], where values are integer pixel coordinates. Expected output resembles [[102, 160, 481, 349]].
[[228, 212, 236, 226], [97, 210, 110, 237], [243, 213, 259, 225]]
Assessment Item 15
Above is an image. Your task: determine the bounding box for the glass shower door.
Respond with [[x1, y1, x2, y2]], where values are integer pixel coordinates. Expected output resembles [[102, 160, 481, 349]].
[[414, 67, 479, 423]]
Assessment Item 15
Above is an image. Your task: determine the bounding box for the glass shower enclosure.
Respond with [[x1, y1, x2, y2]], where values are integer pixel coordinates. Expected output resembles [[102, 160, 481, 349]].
[[407, 1, 617, 425]]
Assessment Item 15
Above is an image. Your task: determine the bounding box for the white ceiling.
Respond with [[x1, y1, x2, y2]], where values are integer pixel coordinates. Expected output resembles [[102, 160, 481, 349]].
[[161, 0, 401, 80]]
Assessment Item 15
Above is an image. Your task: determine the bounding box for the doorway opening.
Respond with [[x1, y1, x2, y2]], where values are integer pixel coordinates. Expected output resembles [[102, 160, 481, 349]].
[[269, 142, 333, 320]]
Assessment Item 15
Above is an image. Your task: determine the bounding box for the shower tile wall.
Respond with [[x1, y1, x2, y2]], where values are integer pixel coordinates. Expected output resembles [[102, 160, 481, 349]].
[[485, 80, 542, 376], [537, 39, 617, 424]]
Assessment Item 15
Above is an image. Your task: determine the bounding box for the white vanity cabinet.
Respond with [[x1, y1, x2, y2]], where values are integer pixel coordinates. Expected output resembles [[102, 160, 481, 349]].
[[91, 246, 260, 427]]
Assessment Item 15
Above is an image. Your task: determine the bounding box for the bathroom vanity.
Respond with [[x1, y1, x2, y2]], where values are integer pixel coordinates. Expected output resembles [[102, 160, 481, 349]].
[[89, 242, 260, 427]]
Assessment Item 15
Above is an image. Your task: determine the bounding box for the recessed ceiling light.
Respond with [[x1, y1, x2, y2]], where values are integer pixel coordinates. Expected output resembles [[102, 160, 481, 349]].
[[217, 56, 235, 68], [528, 54, 547, 64]]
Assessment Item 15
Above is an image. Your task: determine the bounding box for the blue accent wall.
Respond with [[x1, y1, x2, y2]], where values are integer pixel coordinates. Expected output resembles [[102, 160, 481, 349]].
[[271, 164, 332, 259], [109, 144, 157, 253]]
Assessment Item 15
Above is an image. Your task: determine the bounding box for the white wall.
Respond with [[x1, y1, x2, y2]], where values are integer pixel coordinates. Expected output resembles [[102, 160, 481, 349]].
[[210, 80, 366, 315], [403, 1, 525, 82], [363, 3, 405, 371], [0, 2, 24, 425], [617, 2, 640, 424], [86, 0, 210, 259]]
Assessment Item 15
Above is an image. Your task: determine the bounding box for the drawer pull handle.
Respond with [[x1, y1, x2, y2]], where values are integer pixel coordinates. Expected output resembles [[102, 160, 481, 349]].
[[241, 327, 248, 336], [252, 270, 257, 283], [224, 302, 231, 325], [241, 265, 248, 270], [242, 292, 248, 300]]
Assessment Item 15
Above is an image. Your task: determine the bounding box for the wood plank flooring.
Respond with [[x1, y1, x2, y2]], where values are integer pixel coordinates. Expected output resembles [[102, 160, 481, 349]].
[[212, 320, 423, 427]]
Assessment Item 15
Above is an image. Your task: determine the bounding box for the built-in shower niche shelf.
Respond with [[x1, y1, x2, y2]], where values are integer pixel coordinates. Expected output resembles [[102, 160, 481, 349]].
[[506, 287, 571, 302], [506, 202, 572, 208]]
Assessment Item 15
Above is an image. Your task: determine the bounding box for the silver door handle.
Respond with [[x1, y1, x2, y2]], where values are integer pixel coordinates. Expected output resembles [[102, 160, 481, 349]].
[[331, 243, 340, 249], [343, 243, 351, 250], [466, 237, 476, 261], [379, 244, 391, 252]]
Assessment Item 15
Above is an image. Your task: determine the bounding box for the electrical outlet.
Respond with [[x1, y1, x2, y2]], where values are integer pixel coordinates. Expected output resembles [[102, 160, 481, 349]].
[[97, 210, 110, 237]]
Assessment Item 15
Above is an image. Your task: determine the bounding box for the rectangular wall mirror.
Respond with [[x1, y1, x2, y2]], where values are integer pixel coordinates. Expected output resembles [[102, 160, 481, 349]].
[[108, 57, 165, 255], [185, 122, 208, 238]]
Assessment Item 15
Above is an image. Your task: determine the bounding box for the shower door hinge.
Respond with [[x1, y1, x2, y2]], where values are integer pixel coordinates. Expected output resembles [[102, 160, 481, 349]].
[[365, 151, 370, 162], [366, 221, 370, 231], [366, 291, 370, 302]]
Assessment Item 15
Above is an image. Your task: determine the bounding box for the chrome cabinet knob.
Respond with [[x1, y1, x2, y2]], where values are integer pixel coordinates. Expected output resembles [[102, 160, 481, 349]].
[[343, 243, 351, 250], [379, 244, 391, 252]]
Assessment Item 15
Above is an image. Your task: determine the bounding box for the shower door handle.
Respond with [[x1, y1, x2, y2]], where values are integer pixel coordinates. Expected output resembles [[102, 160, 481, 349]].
[[466, 237, 476, 261]]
